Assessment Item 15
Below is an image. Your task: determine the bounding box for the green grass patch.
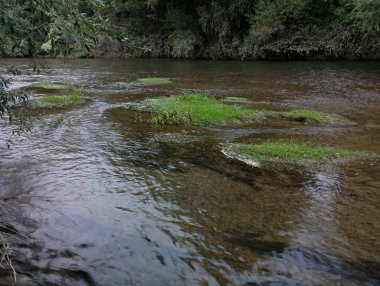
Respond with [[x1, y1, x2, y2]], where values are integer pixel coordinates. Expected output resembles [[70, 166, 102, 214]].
[[137, 77, 172, 84], [131, 93, 258, 126], [279, 109, 349, 125], [224, 140, 375, 168], [31, 80, 75, 90], [32, 89, 82, 108], [222, 96, 251, 104], [128, 93, 351, 126]]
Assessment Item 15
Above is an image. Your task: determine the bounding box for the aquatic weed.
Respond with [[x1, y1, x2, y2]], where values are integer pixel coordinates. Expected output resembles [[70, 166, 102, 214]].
[[131, 93, 258, 126], [223, 139, 376, 169], [31, 88, 82, 108], [279, 109, 350, 125]]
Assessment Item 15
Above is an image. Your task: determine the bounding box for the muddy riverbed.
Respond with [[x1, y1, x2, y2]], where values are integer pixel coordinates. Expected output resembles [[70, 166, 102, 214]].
[[0, 59, 379, 285]]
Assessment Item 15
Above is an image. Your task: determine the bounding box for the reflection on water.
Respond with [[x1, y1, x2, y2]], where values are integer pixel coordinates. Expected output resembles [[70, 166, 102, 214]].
[[0, 59, 379, 285]]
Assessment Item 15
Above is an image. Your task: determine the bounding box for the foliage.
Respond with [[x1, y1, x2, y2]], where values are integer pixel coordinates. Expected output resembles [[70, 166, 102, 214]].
[[102, 0, 379, 59], [0, 0, 379, 59], [0, 68, 30, 133], [0, 0, 101, 135], [243, 0, 379, 59], [0, 0, 104, 58]]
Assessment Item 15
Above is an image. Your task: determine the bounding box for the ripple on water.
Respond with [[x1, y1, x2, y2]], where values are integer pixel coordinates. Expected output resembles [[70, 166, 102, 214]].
[[0, 59, 379, 285]]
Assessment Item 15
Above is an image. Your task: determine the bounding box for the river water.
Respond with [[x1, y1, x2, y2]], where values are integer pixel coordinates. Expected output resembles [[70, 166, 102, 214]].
[[0, 59, 379, 286]]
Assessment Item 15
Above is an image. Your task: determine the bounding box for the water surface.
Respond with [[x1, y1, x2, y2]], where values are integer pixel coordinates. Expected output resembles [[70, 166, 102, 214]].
[[0, 59, 379, 285]]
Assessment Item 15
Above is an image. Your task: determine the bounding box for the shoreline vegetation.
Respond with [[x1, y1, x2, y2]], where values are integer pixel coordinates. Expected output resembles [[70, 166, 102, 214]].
[[1, 0, 379, 61]]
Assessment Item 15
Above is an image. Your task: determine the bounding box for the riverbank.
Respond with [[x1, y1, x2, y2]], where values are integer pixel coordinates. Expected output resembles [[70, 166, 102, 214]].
[[92, 34, 380, 61], [2, 0, 379, 61], [3, 30, 380, 61]]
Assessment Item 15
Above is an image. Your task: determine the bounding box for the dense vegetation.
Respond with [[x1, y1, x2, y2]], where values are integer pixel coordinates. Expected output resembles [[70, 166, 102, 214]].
[[1, 0, 379, 60], [0, 0, 102, 59]]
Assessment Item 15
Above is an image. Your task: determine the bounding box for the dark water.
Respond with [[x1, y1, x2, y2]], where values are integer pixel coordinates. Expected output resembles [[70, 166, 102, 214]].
[[0, 59, 379, 286]]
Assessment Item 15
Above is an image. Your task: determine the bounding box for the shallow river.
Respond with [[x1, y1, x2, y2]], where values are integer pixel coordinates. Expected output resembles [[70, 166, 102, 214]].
[[0, 59, 379, 286]]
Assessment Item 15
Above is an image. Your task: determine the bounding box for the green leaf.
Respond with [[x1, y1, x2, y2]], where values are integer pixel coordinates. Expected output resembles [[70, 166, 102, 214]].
[[41, 39, 52, 52]]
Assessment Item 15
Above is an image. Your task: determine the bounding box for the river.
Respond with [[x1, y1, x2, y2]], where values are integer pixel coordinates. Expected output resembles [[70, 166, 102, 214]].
[[0, 59, 379, 285]]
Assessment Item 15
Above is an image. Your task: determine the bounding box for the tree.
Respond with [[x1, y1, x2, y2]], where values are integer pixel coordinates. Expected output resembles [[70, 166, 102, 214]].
[[0, 68, 29, 137], [0, 0, 104, 136], [0, 0, 103, 59]]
